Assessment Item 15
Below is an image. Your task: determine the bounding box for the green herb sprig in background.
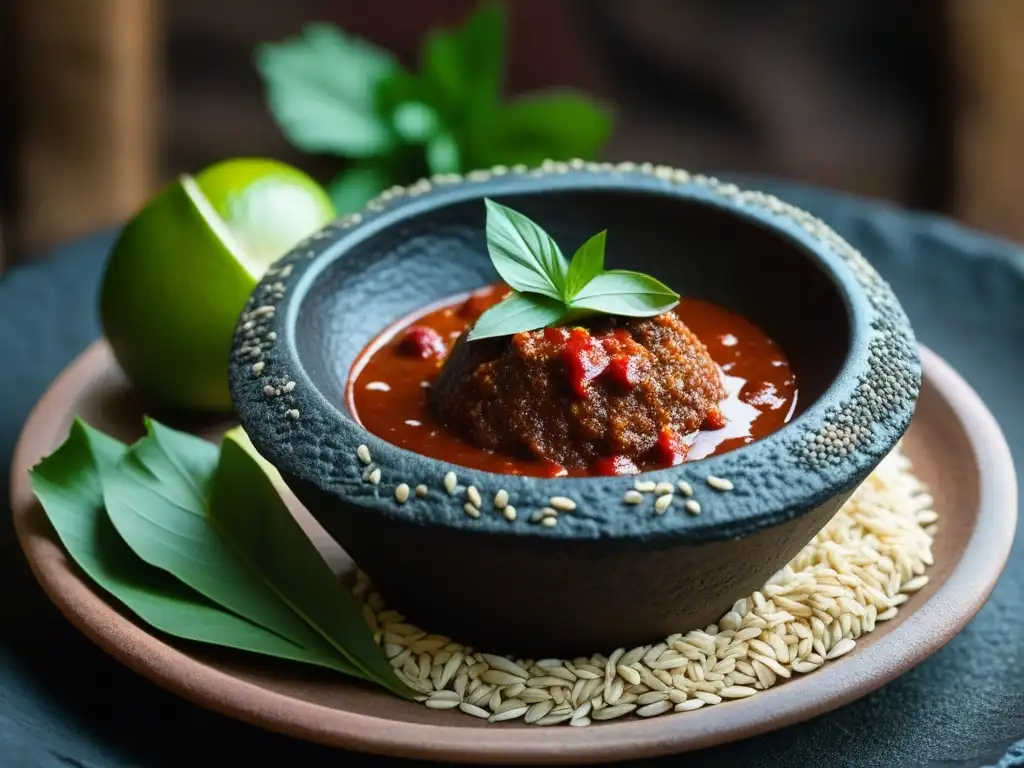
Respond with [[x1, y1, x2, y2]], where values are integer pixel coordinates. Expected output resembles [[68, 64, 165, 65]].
[[255, 0, 613, 214], [30, 418, 411, 698], [467, 199, 680, 340]]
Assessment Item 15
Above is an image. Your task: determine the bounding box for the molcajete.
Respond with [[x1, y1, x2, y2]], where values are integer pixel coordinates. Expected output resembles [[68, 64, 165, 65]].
[[227, 163, 920, 657]]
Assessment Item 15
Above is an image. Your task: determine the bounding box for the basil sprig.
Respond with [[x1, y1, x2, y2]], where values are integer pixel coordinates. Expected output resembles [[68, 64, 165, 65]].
[[255, 1, 612, 214], [467, 200, 680, 340]]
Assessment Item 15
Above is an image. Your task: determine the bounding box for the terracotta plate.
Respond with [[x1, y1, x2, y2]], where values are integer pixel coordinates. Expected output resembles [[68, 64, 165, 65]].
[[9, 341, 1017, 764]]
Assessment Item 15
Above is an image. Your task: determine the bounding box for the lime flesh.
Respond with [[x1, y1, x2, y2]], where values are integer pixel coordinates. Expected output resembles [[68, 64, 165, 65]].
[[99, 160, 334, 412]]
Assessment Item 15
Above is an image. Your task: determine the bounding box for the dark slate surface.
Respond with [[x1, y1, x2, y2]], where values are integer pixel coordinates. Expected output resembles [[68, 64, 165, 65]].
[[1, 178, 1022, 768]]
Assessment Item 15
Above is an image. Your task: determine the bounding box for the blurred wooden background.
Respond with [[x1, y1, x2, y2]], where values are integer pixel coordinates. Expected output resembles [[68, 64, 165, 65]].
[[1, 0, 1022, 271]]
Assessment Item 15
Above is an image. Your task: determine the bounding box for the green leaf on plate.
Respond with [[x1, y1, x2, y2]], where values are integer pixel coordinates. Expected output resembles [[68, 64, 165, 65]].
[[466, 291, 567, 341], [210, 430, 411, 698], [569, 270, 680, 317], [28, 420, 348, 672], [565, 230, 606, 299], [255, 23, 400, 158], [484, 198, 568, 300], [102, 419, 368, 677]]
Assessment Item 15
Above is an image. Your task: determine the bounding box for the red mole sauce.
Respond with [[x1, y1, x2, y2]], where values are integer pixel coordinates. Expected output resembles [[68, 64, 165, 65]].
[[347, 284, 798, 478]]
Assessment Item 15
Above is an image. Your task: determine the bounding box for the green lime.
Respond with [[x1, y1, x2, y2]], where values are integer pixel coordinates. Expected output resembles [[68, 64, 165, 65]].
[[99, 159, 334, 412]]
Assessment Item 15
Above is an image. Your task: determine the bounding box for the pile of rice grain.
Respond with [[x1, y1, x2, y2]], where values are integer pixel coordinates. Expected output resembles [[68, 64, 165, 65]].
[[352, 445, 935, 726]]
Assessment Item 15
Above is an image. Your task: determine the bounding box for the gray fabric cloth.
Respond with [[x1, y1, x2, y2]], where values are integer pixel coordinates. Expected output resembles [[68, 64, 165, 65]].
[[1, 179, 1022, 767]]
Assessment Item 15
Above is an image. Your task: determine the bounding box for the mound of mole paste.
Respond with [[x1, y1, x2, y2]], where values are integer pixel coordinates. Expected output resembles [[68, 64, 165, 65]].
[[429, 313, 726, 474]]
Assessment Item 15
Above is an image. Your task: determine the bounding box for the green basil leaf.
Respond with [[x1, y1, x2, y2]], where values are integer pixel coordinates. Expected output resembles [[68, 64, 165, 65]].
[[484, 198, 568, 300], [467, 291, 567, 341], [484, 90, 613, 167], [391, 101, 440, 144], [255, 24, 399, 158], [565, 230, 606, 299], [421, 0, 505, 123], [102, 420, 364, 674], [210, 430, 411, 698], [328, 165, 393, 214], [426, 132, 462, 174], [569, 270, 680, 317], [29, 420, 345, 673]]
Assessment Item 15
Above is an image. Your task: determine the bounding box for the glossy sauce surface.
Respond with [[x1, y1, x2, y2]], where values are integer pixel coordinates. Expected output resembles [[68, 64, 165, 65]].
[[347, 285, 798, 477]]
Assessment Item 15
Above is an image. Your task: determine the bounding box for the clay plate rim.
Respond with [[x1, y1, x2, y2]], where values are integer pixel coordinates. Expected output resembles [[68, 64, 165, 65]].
[[9, 341, 1017, 764]]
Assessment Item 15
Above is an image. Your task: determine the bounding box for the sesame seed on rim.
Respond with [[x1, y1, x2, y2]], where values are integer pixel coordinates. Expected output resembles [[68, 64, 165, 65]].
[[678, 481, 694, 496], [494, 490, 509, 509], [443, 472, 458, 495], [464, 503, 481, 519], [706, 476, 735, 491], [685, 499, 701, 515], [394, 484, 410, 504], [263, 385, 277, 397], [623, 490, 644, 505], [250, 362, 265, 375], [654, 482, 674, 496], [502, 506, 517, 521], [356, 445, 372, 465], [415, 484, 428, 498], [541, 516, 558, 527], [282, 381, 296, 393], [466, 486, 483, 508], [286, 409, 300, 420], [654, 494, 673, 514], [634, 480, 656, 493], [368, 468, 381, 485]]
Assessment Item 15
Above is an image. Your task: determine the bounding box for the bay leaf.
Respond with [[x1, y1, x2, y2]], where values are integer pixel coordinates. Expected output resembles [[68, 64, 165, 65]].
[[29, 420, 354, 673]]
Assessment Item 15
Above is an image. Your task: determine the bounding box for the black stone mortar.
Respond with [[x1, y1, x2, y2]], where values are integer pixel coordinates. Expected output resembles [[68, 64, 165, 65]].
[[227, 162, 921, 658]]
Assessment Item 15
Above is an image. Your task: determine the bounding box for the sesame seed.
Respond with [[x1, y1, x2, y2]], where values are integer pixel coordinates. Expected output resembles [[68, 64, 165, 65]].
[[654, 482, 674, 495], [444, 472, 458, 495], [249, 348, 262, 358], [677, 481, 694, 496], [464, 503, 481, 519], [251, 305, 275, 317], [494, 489, 509, 509], [623, 490, 644, 505], [286, 409, 300, 420], [549, 496, 576, 512], [530, 510, 547, 523], [415, 484, 428, 498], [282, 381, 296, 393], [263, 385, 277, 397], [366, 381, 391, 392], [395, 484, 410, 504], [634, 480, 656, 493], [362, 465, 376, 482], [357, 445, 372, 465], [242, 320, 255, 331], [539, 507, 557, 518], [685, 500, 701, 515], [266, 331, 277, 341], [368, 468, 381, 485], [706, 475, 734, 491], [541, 516, 558, 527], [466, 486, 483, 508], [655, 494, 673, 514], [503, 506, 517, 521], [251, 362, 265, 375]]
